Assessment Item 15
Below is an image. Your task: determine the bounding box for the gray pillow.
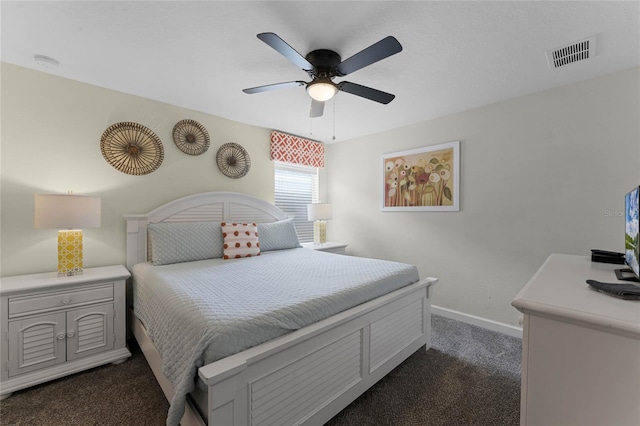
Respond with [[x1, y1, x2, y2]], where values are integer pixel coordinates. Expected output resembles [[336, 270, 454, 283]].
[[148, 222, 223, 265], [257, 218, 302, 252]]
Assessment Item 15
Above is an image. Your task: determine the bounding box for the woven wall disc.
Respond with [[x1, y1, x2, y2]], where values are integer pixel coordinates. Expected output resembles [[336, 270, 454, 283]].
[[172, 119, 210, 156], [100, 122, 164, 176], [216, 142, 251, 179]]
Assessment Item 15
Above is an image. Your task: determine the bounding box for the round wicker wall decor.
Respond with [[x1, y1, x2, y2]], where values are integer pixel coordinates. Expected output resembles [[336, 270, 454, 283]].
[[100, 122, 164, 176], [216, 143, 251, 179], [172, 119, 210, 156]]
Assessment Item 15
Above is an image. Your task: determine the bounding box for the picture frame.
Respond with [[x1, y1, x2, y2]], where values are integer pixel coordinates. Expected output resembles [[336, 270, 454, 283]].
[[382, 141, 460, 212]]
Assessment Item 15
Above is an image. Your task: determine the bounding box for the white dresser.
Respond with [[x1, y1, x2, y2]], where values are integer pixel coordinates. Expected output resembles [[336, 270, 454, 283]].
[[512, 254, 640, 426], [0, 266, 131, 399]]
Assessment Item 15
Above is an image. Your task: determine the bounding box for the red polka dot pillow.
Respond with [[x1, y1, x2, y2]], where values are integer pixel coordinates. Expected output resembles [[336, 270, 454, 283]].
[[221, 222, 260, 259]]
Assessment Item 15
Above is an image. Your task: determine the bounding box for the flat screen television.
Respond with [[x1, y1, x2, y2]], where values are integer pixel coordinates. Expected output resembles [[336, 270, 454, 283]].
[[618, 185, 639, 282]]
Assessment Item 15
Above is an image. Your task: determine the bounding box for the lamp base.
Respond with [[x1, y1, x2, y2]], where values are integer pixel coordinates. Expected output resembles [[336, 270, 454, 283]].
[[313, 220, 327, 245], [58, 270, 83, 277], [58, 230, 84, 276]]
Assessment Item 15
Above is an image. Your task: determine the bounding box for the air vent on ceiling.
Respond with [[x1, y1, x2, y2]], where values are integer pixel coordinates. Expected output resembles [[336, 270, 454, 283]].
[[546, 35, 597, 69]]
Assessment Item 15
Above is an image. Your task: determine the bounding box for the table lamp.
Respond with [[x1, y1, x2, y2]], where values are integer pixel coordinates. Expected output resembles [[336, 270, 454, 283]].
[[307, 203, 332, 245], [34, 193, 101, 276]]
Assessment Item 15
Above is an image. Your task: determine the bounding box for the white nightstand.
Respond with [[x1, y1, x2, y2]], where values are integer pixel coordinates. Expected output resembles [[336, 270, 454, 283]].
[[0, 265, 131, 399], [301, 242, 348, 255]]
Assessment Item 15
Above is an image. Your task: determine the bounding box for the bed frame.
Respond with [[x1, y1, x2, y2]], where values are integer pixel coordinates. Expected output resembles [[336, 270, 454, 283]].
[[124, 191, 437, 426]]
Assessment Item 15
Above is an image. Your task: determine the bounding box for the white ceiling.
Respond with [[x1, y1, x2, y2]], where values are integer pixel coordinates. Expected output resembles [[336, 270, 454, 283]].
[[2, 1, 639, 143]]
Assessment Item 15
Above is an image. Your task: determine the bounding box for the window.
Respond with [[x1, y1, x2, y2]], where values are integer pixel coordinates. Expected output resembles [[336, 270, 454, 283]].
[[274, 162, 319, 242]]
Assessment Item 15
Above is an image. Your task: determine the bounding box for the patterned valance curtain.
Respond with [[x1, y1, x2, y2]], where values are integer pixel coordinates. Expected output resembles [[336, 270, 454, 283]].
[[270, 130, 325, 168]]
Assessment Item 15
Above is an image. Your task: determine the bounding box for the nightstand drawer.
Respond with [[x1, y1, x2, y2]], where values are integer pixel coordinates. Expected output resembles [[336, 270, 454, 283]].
[[8, 284, 114, 318]]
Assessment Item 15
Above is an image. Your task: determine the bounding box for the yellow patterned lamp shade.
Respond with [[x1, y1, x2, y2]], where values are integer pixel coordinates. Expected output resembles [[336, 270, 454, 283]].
[[34, 194, 101, 276], [307, 203, 333, 245]]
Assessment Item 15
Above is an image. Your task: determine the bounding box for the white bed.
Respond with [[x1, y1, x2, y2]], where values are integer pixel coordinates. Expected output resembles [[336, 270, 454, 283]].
[[124, 192, 438, 426]]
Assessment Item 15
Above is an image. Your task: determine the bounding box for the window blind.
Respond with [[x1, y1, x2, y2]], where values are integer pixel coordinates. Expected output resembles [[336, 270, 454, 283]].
[[274, 162, 318, 242]]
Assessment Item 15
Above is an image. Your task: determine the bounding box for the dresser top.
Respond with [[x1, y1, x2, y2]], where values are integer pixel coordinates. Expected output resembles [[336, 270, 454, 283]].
[[512, 254, 640, 338], [0, 265, 130, 295]]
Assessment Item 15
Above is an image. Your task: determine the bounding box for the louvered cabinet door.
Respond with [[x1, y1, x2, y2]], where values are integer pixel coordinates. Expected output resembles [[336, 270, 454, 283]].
[[65, 304, 114, 361], [8, 312, 66, 377]]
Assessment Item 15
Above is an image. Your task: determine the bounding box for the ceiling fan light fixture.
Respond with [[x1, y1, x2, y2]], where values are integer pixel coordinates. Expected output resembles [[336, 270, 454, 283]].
[[245, 33, 402, 117], [306, 80, 338, 102]]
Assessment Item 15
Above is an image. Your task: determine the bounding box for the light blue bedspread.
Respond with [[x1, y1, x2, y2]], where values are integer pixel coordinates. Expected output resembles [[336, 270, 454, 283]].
[[132, 248, 419, 426]]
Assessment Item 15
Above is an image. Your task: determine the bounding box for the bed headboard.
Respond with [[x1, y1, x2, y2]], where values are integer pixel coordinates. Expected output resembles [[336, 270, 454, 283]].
[[123, 192, 287, 270]]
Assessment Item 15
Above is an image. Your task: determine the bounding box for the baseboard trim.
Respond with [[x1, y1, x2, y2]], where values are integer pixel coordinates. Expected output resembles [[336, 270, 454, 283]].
[[432, 305, 523, 338]]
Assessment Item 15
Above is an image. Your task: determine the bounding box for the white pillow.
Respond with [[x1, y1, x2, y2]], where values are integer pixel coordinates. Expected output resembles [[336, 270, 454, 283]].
[[221, 222, 261, 259], [148, 222, 223, 265], [257, 218, 301, 252]]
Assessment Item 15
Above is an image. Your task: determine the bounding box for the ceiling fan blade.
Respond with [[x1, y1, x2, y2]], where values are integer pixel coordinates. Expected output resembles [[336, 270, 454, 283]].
[[257, 32, 314, 72], [310, 99, 324, 117], [338, 81, 395, 104], [243, 81, 306, 94], [336, 36, 402, 76]]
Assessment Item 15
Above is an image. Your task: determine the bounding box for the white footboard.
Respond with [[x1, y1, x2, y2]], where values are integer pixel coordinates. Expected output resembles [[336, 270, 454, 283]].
[[198, 278, 436, 426]]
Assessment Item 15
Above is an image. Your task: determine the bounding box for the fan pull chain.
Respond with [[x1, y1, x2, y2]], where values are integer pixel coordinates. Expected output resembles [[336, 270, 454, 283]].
[[332, 100, 336, 141], [310, 116, 313, 136]]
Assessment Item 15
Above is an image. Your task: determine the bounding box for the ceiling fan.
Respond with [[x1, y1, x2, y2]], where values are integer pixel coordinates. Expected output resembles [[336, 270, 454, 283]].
[[242, 32, 403, 118]]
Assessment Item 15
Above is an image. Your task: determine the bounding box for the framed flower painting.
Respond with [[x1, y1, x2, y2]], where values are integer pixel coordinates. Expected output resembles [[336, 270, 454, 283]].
[[382, 141, 460, 211]]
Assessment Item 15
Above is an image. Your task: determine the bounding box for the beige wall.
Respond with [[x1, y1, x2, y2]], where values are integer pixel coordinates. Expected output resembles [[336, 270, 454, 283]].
[[1, 63, 280, 276], [2, 63, 638, 327], [326, 67, 640, 326]]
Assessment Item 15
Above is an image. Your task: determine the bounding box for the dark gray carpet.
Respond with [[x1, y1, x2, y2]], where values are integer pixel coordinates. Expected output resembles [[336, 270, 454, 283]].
[[326, 315, 522, 426], [0, 315, 521, 425], [0, 341, 169, 426]]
